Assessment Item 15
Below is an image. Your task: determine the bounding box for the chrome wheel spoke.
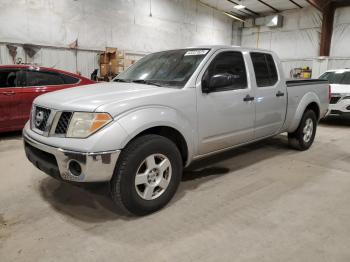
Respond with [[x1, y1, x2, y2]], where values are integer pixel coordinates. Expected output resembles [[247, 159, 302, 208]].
[[158, 177, 169, 189], [158, 158, 170, 174], [145, 155, 156, 169], [303, 125, 309, 133], [143, 185, 155, 200], [135, 172, 148, 185]]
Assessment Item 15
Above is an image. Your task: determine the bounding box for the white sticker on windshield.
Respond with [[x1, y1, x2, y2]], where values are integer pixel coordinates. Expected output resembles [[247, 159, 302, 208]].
[[184, 50, 209, 56]]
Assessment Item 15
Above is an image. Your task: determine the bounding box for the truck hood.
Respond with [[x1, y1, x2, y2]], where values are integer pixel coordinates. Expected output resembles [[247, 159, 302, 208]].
[[330, 84, 350, 94], [34, 82, 181, 113]]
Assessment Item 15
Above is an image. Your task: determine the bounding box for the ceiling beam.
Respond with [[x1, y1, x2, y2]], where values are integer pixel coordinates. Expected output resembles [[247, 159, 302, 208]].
[[319, 0, 350, 56], [289, 0, 303, 9], [226, 0, 260, 16], [305, 0, 332, 12], [257, 0, 279, 12]]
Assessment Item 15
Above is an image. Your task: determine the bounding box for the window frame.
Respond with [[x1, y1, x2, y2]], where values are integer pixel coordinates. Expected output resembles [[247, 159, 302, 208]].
[[250, 52, 279, 88], [202, 50, 248, 93]]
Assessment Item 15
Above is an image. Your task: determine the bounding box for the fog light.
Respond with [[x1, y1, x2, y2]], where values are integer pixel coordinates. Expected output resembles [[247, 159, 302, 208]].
[[68, 160, 82, 176], [347, 105, 350, 110]]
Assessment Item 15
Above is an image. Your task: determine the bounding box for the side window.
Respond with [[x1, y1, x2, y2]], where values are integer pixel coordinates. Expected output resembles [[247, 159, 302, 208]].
[[61, 74, 79, 84], [25, 71, 65, 86], [0, 70, 20, 88], [203, 51, 247, 92], [250, 53, 278, 87]]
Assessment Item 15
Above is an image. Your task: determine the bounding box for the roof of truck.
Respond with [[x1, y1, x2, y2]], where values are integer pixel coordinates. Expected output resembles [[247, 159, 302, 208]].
[[186, 45, 273, 53], [325, 69, 350, 73]]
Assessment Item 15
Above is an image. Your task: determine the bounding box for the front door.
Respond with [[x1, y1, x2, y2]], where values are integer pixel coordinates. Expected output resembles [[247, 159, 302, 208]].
[[196, 50, 255, 155], [0, 68, 22, 131]]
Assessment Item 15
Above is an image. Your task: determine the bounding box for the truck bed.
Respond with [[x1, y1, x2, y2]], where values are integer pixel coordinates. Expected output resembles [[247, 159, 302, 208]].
[[283, 79, 329, 133]]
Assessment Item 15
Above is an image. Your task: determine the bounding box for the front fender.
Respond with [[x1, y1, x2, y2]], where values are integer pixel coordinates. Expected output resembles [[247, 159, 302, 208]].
[[116, 106, 196, 164], [287, 92, 321, 133]]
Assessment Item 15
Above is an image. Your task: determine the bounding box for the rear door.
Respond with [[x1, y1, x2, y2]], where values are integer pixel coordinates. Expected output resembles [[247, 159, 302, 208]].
[[0, 68, 23, 131], [250, 52, 287, 139]]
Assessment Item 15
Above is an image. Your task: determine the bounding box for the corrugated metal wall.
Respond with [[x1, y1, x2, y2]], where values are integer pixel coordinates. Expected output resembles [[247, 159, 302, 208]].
[[238, 6, 350, 78], [0, 0, 233, 77]]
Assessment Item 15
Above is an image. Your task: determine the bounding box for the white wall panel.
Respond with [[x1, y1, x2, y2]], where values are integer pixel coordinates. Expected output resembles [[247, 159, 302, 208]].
[[241, 7, 321, 60], [330, 6, 350, 57], [0, 0, 232, 52], [0, 0, 233, 77]]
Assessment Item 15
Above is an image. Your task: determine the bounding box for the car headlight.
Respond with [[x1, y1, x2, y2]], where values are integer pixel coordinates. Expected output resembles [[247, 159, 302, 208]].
[[66, 112, 113, 138]]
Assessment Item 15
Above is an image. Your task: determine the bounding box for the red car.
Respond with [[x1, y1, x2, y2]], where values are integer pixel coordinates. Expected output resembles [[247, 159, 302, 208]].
[[0, 65, 94, 133]]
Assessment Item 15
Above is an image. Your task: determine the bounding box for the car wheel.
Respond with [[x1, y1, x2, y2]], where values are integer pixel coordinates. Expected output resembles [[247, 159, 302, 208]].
[[110, 134, 183, 216], [288, 110, 317, 151]]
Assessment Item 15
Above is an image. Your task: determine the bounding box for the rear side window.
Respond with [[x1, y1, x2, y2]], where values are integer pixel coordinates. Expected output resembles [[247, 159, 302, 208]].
[[61, 74, 79, 84], [250, 53, 278, 87], [25, 71, 65, 86]]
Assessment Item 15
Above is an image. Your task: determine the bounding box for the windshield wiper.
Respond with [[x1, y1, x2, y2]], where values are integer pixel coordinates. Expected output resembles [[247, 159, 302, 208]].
[[132, 79, 163, 87], [113, 78, 129, 83]]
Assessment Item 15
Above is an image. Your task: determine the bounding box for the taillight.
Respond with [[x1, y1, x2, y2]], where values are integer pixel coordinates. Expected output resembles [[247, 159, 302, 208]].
[[328, 85, 331, 101]]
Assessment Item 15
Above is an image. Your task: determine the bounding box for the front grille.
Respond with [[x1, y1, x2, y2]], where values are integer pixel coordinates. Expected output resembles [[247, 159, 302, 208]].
[[330, 96, 341, 104], [33, 106, 51, 131], [55, 112, 73, 135]]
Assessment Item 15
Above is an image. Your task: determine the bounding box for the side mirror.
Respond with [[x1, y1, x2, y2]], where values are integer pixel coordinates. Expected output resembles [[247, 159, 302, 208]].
[[210, 73, 236, 89], [202, 73, 238, 93]]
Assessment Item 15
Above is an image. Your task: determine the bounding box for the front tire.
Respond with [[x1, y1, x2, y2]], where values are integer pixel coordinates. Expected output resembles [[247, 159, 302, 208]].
[[110, 135, 183, 216], [288, 110, 317, 151]]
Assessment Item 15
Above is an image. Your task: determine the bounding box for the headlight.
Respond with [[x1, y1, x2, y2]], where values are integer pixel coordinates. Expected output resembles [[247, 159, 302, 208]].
[[66, 112, 113, 138]]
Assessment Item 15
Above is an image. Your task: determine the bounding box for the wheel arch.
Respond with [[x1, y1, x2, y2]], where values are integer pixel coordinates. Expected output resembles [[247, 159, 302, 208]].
[[133, 126, 189, 166], [116, 107, 195, 166], [287, 92, 321, 133]]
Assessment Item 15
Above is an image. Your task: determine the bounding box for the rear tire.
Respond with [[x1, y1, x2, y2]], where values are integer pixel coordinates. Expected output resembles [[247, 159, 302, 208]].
[[110, 134, 183, 216], [288, 110, 317, 151]]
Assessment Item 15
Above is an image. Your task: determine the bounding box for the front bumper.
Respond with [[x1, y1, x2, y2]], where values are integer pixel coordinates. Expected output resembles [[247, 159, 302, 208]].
[[328, 97, 350, 116], [23, 132, 120, 182]]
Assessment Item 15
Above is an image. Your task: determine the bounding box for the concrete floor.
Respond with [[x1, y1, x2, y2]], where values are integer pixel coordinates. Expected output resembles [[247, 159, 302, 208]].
[[0, 117, 349, 262]]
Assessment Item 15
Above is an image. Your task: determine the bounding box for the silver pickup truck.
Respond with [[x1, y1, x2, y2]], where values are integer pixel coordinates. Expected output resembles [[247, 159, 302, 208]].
[[23, 46, 329, 215]]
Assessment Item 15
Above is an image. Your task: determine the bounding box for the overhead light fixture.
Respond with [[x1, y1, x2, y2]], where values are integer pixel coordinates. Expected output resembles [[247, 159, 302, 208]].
[[224, 12, 245, 22], [234, 5, 246, 10]]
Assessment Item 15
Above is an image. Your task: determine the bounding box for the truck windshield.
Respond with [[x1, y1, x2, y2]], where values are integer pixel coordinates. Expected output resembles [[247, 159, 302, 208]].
[[114, 49, 210, 88], [319, 71, 350, 85]]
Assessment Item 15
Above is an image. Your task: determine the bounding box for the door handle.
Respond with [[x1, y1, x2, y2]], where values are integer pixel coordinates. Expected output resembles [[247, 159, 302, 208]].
[[1, 91, 15, 96], [243, 94, 255, 102], [276, 91, 285, 97]]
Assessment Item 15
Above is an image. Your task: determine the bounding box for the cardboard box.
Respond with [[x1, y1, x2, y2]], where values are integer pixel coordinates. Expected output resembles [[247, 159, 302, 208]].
[[110, 66, 124, 75], [124, 59, 135, 68], [110, 58, 124, 67], [100, 63, 110, 77], [100, 53, 109, 64], [106, 47, 117, 54]]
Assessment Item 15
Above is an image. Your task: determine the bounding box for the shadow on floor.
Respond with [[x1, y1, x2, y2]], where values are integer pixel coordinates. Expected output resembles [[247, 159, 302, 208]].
[[0, 131, 22, 141], [320, 116, 350, 127], [38, 135, 291, 222]]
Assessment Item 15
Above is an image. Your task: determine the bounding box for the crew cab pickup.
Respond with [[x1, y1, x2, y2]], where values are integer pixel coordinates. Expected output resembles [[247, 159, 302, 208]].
[[23, 46, 329, 215]]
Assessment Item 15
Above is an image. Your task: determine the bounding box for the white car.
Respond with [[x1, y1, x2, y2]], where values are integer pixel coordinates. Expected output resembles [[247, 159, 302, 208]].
[[320, 69, 350, 117]]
